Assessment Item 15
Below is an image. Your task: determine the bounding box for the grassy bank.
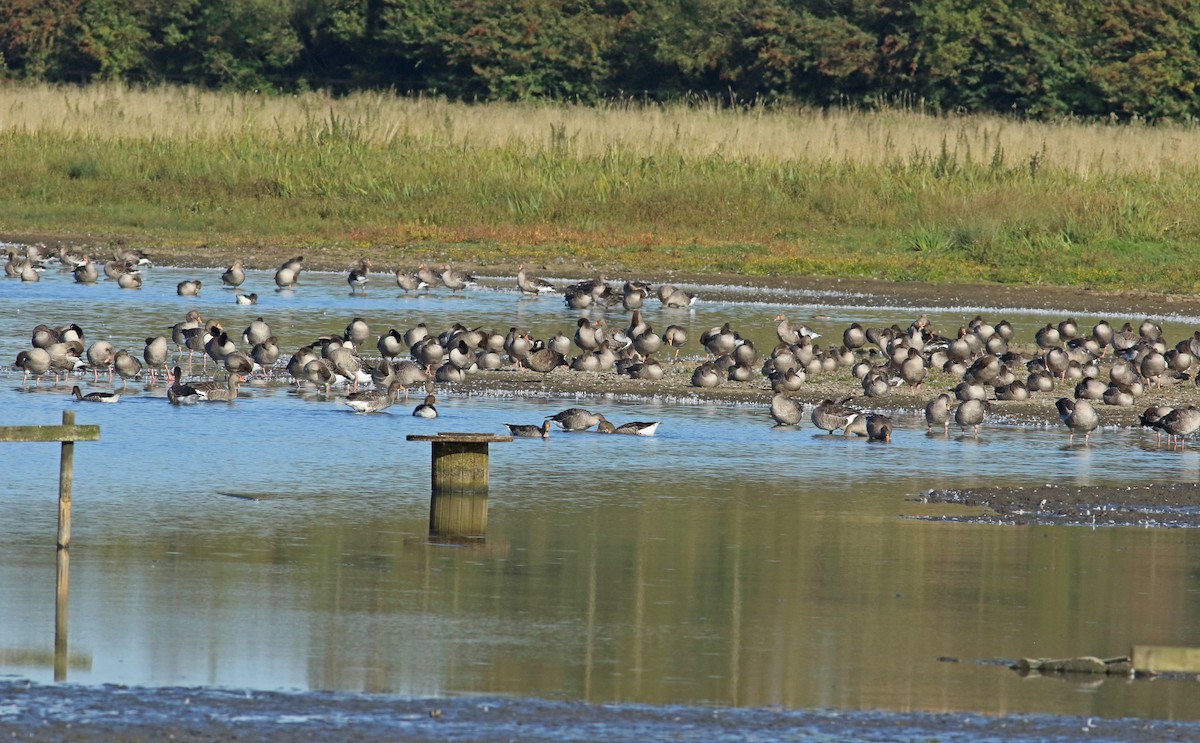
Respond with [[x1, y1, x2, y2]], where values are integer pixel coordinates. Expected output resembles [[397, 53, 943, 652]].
[[3, 83, 1200, 290]]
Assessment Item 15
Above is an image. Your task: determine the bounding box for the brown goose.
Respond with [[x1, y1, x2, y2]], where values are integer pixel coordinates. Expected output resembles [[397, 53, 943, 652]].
[[1056, 397, 1099, 445], [177, 279, 202, 296], [73, 257, 98, 283], [924, 392, 953, 433], [345, 381, 403, 414], [221, 259, 246, 287], [1159, 406, 1200, 448], [143, 336, 169, 385], [113, 349, 142, 388], [275, 255, 303, 288], [195, 374, 243, 402], [598, 420, 660, 436], [506, 420, 551, 439], [548, 408, 604, 432], [663, 325, 689, 362], [86, 341, 116, 383], [769, 393, 803, 427], [440, 265, 476, 292], [811, 397, 858, 434], [517, 265, 556, 295], [15, 348, 52, 386], [954, 399, 990, 437]]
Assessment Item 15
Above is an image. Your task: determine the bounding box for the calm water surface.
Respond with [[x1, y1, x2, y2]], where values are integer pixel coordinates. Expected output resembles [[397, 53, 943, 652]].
[[4, 257, 1200, 724]]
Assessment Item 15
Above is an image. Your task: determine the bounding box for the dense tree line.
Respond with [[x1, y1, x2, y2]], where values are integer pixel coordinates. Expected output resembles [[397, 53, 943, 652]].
[[2, 0, 1198, 119]]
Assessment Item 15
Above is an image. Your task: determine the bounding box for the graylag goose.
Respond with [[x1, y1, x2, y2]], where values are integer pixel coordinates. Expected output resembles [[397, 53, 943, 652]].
[[954, 399, 990, 437], [811, 397, 859, 434], [143, 336, 170, 385], [113, 349, 142, 388], [73, 257, 99, 283], [195, 373, 243, 402], [548, 408, 604, 432], [345, 381, 403, 414], [663, 325, 688, 362], [517, 265, 556, 295], [86, 341, 116, 383], [221, 259, 246, 287], [1056, 397, 1099, 445], [769, 393, 803, 427], [440, 266, 476, 292], [1159, 406, 1200, 448], [117, 271, 143, 289], [72, 385, 119, 403], [843, 413, 892, 442], [234, 291, 257, 304], [602, 420, 660, 436], [506, 421, 551, 438], [177, 279, 202, 296], [274, 255, 303, 288], [15, 348, 52, 386], [395, 269, 427, 293]]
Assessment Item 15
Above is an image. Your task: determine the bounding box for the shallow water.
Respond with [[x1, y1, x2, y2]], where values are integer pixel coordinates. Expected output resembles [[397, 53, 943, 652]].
[[4, 258, 1200, 727]]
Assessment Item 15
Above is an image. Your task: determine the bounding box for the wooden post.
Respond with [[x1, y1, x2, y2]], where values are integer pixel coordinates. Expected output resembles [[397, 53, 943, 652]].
[[0, 411, 99, 549], [58, 410, 74, 549], [54, 548, 69, 682], [407, 433, 511, 538]]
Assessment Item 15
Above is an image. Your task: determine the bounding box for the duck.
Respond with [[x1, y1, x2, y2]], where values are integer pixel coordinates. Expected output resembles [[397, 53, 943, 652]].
[[506, 420, 551, 439], [548, 407, 604, 432], [811, 397, 859, 434], [924, 392, 953, 433], [347, 257, 372, 294], [345, 381, 403, 414], [275, 255, 303, 288], [176, 279, 202, 296], [71, 385, 120, 403], [1056, 397, 1099, 445], [769, 393, 803, 426], [221, 259, 246, 287], [954, 399, 990, 437], [167, 367, 200, 405], [517, 264, 556, 295], [412, 394, 439, 418]]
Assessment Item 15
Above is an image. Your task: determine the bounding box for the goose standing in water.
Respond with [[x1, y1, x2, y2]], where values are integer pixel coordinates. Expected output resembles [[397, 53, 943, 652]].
[[167, 367, 200, 405], [1159, 406, 1200, 448], [954, 399, 990, 438], [506, 421, 551, 439], [345, 381, 403, 414], [194, 373, 243, 402], [72, 385, 120, 403], [924, 393, 953, 433], [440, 265, 476, 293], [221, 259, 246, 287], [143, 336, 170, 385], [395, 269, 427, 293], [1056, 397, 1099, 445], [275, 255, 303, 289], [517, 264, 556, 295], [15, 348, 52, 386], [769, 393, 803, 427], [811, 397, 859, 434]]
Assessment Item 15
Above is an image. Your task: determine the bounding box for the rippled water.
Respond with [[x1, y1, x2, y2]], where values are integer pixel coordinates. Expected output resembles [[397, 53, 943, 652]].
[[4, 255, 1200, 727]]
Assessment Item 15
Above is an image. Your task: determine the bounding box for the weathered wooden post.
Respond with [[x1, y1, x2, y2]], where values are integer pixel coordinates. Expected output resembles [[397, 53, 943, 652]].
[[406, 432, 511, 538], [54, 548, 69, 682], [0, 410, 99, 549]]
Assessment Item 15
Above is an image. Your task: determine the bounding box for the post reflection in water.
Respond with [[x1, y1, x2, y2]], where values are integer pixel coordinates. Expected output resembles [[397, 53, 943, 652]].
[[54, 548, 68, 683], [4, 264, 1200, 723]]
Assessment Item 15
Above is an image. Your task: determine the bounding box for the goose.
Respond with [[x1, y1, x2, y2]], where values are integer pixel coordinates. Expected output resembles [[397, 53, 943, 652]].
[[1159, 406, 1200, 448], [769, 393, 803, 426], [403, 323, 430, 349], [223, 350, 257, 379], [393, 269, 424, 293], [195, 373, 243, 402], [898, 348, 927, 393], [103, 257, 134, 280], [599, 420, 660, 435], [954, 399, 990, 437], [548, 408, 604, 432], [111, 349, 141, 388], [85, 341, 116, 383], [344, 317, 371, 350], [925, 392, 953, 433], [303, 358, 337, 394], [19, 259, 39, 282], [71, 385, 119, 403], [811, 397, 858, 434], [114, 248, 152, 267], [167, 367, 200, 405], [234, 291, 257, 304], [774, 314, 819, 345], [347, 257, 372, 294], [663, 325, 689, 362], [47, 344, 85, 385], [440, 265, 476, 292], [658, 284, 697, 308], [573, 318, 600, 352], [242, 318, 272, 346], [1139, 405, 1173, 444], [524, 343, 567, 373], [15, 348, 52, 386], [117, 271, 143, 289], [275, 255, 303, 288], [506, 421, 551, 439], [377, 329, 406, 359], [143, 336, 170, 384], [1056, 397, 1099, 445], [345, 381, 403, 414], [843, 413, 892, 442], [221, 259, 246, 287], [4, 249, 19, 277], [690, 362, 721, 388], [517, 265, 556, 295], [286, 345, 319, 387], [412, 394, 438, 418], [73, 257, 98, 283], [177, 279, 202, 296]]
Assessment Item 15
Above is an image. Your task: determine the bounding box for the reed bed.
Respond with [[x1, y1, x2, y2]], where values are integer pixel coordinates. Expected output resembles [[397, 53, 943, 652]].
[[3, 82, 1200, 291]]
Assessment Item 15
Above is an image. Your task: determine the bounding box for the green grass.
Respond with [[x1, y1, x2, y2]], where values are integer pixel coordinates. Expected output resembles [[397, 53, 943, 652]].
[[3, 84, 1200, 292]]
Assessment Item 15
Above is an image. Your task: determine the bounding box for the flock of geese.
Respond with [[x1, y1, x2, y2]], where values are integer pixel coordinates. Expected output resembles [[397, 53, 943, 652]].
[[9, 243, 1200, 448]]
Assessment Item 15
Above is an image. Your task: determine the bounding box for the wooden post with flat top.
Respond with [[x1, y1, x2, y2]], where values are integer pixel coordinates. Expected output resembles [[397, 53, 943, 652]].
[[407, 432, 511, 538], [0, 410, 100, 549]]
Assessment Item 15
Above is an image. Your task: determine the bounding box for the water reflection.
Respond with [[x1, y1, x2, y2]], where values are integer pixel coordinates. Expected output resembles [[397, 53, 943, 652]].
[[3, 261, 1200, 723]]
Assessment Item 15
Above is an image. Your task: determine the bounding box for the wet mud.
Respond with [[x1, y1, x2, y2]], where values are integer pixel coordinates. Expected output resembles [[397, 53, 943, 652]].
[[915, 482, 1200, 527]]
